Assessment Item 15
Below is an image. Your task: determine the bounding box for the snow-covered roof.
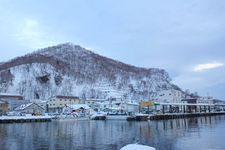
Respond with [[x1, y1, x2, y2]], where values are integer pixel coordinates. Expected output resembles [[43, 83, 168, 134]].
[[55, 95, 79, 99], [66, 104, 90, 110], [14, 103, 44, 111], [109, 107, 121, 110], [31, 99, 47, 103], [15, 103, 34, 110], [0, 93, 24, 100], [86, 99, 107, 102], [14, 103, 33, 110]]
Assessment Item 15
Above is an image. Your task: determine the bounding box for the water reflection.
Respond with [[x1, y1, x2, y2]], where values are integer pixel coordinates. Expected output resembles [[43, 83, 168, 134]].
[[0, 115, 225, 150]]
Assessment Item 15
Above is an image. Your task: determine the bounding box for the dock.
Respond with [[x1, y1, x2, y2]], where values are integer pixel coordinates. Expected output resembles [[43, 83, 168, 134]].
[[149, 112, 225, 120], [0, 116, 52, 123]]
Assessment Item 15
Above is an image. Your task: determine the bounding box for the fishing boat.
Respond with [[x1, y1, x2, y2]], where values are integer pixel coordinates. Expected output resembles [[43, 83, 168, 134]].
[[90, 112, 106, 120]]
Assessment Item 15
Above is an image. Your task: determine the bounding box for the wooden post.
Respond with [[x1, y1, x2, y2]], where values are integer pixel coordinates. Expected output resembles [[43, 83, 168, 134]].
[[162, 105, 165, 114], [169, 105, 172, 113], [154, 105, 157, 113]]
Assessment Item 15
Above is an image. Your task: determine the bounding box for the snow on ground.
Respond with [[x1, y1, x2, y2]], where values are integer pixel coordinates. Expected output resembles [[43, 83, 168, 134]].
[[0, 115, 52, 120], [120, 144, 156, 150]]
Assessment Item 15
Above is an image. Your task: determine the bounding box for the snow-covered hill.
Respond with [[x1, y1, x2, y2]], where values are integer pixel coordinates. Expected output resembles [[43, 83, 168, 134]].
[[0, 43, 181, 101]]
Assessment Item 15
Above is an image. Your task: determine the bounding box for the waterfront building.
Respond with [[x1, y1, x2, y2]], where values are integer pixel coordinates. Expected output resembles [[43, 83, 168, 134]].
[[48, 95, 80, 113], [0, 100, 8, 115], [62, 104, 91, 116], [182, 98, 198, 113], [0, 93, 28, 111], [85, 99, 107, 112], [139, 100, 155, 113], [156, 89, 183, 103], [98, 98, 139, 114], [197, 96, 213, 104], [14, 103, 45, 115], [31, 99, 48, 112]]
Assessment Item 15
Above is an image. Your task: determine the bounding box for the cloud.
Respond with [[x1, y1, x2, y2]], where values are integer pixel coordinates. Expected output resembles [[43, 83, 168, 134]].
[[14, 18, 58, 49], [193, 62, 224, 72]]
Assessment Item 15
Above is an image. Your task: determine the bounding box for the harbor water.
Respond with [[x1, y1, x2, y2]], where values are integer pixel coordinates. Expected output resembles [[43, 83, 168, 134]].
[[0, 115, 225, 150]]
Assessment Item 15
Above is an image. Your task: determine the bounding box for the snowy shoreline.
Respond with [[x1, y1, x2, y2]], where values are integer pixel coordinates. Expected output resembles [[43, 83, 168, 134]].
[[0, 115, 52, 120]]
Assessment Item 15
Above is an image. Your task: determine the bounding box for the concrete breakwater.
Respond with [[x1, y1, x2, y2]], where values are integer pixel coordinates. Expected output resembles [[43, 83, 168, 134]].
[[149, 112, 225, 120], [0, 116, 52, 123]]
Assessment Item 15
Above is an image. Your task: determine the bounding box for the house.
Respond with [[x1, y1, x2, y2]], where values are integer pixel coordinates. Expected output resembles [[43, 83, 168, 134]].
[[14, 103, 45, 115], [48, 95, 80, 113], [156, 89, 182, 103], [197, 96, 213, 104], [85, 99, 107, 111], [62, 104, 91, 116], [97, 98, 139, 114], [31, 99, 47, 112], [0, 93, 28, 111], [0, 100, 8, 115]]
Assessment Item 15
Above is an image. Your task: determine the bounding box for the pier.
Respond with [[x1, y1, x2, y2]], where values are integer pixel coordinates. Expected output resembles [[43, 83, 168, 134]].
[[0, 116, 52, 123], [149, 112, 225, 120], [149, 102, 225, 120], [157, 102, 225, 114]]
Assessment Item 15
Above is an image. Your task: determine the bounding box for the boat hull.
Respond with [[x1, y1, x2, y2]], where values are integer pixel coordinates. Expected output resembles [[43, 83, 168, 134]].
[[106, 115, 129, 120]]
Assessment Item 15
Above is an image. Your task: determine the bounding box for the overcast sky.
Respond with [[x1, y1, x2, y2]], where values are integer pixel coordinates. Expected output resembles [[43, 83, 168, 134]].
[[0, 0, 225, 99]]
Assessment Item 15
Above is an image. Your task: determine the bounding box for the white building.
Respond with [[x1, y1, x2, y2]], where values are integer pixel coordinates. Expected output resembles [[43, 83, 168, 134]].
[[156, 89, 182, 103], [62, 104, 92, 116], [14, 103, 45, 115], [31, 99, 47, 112], [85, 99, 107, 112], [48, 95, 80, 113], [98, 98, 139, 114], [197, 96, 214, 104]]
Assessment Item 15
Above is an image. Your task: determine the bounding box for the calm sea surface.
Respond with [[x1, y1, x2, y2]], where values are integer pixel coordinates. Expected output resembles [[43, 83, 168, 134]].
[[1, 115, 225, 150]]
